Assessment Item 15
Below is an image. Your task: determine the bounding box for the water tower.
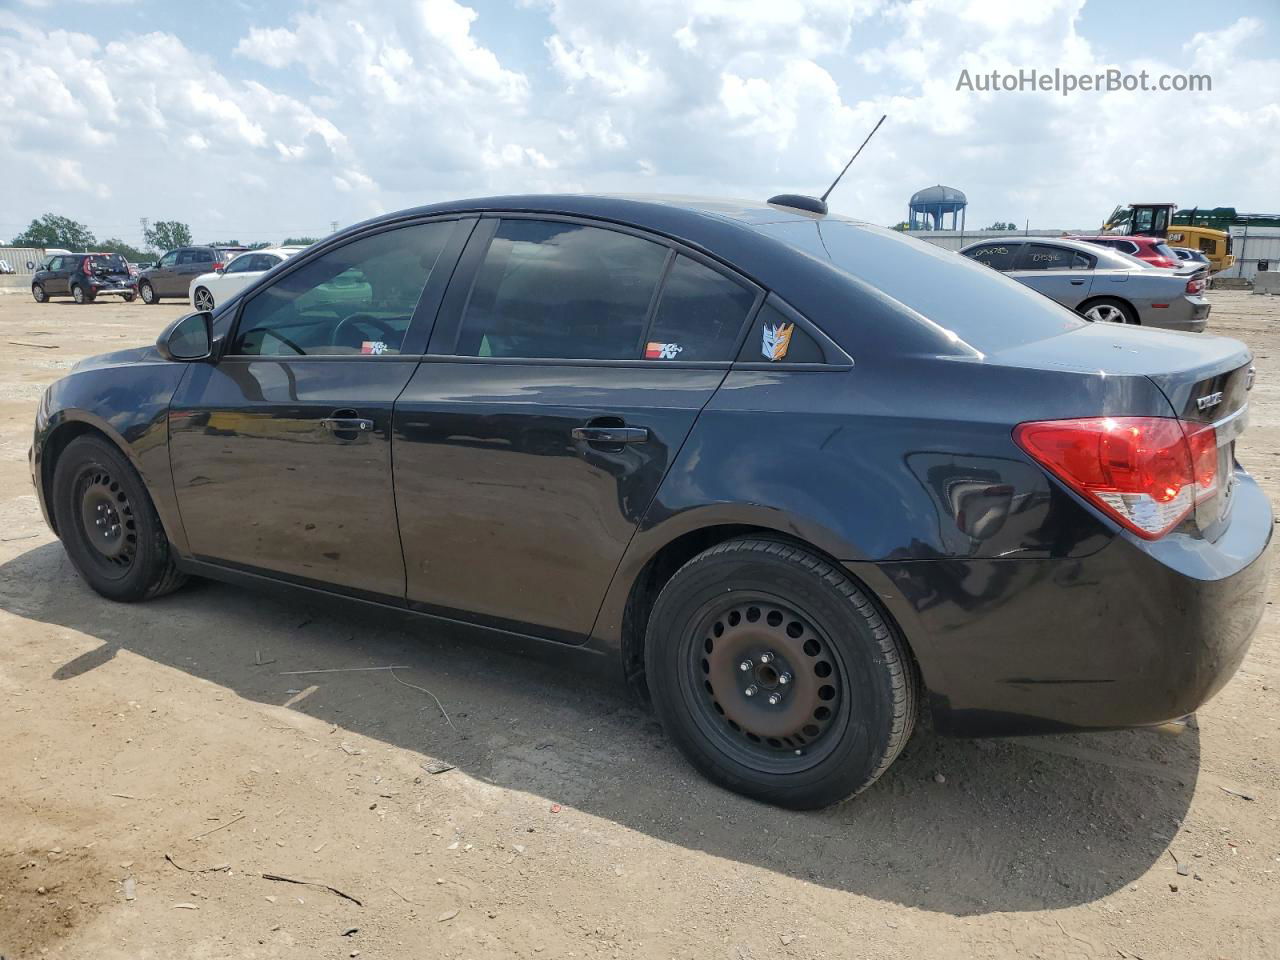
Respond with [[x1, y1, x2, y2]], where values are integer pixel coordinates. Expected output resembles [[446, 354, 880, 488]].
[[909, 184, 967, 231]]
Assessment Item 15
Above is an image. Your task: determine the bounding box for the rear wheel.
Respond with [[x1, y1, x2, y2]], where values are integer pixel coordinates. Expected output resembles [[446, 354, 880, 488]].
[[122, 292, 136, 303], [1080, 297, 1137, 325], [51, 435, 187, 602], [645, 537, 918, 809], [32, 282, 47, 303], [193, 286, 215, 312], [140, 281, 158, 304], [72, 284, 94, 304]]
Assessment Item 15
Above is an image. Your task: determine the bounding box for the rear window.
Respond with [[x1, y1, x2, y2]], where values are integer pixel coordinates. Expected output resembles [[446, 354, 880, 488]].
[[1153, 243, 1179, 260], [87, 254, 129, 273], [756, 220, 1086, 353]]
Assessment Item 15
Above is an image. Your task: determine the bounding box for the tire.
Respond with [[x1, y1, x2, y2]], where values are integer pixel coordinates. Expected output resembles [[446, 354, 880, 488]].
[[32, 282, 47, 303], [72, 284, 94, 304], [122, 292, 136, 303], [1079, 297, 1137, 325], [193, 286, 215, 312], [140, 281, 158, 304], [644, 537, 918, 809], [51, 435, 188, 602]]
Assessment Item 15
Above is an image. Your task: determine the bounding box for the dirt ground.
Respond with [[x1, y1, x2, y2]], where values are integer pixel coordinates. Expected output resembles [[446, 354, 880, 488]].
[[1, 288, 1277, 960]]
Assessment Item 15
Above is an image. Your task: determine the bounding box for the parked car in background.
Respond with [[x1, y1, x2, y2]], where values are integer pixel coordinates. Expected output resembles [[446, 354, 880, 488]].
[[1172, 246, 1212, 268], [1068, 234, 1182, 269], [137, 246, 240, 304], [30, 195, 1268, 809], [31, 253, 137, 304], [960, 236, 1210, 331], [188, 247, 301, 312]]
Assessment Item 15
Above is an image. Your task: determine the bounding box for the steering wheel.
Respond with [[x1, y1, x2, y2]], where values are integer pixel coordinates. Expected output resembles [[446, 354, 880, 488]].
[[332, 313, 398, 350]]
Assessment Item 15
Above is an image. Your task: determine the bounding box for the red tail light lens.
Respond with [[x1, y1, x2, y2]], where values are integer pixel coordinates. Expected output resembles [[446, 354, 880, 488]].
[[82, 259, 93, 275], [1186, 277, 1205, 295], [212, 261, 224, 271], [1014, 417, 1218, 539]]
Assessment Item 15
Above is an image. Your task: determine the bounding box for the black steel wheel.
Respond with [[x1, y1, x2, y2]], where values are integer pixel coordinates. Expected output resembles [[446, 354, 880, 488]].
[[51, 435, 188, 602], [684, 594, 848, 773], [645, 537, 918, 809]]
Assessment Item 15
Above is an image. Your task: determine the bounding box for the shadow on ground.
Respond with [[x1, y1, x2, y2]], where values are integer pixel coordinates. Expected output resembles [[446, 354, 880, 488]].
[[0, 542, 1200, 917]]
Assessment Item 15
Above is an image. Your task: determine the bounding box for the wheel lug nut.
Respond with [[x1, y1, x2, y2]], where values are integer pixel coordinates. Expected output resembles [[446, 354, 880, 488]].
[[767, 693, 781, 705], [759, 653, 773, 664], [778, 672, 792, 685], [738, 660, 752, 672], [744, 685, 758, 697]]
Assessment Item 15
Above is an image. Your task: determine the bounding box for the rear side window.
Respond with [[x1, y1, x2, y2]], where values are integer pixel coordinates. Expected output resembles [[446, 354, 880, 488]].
[[232, 221, 454, 356], [456, 220, 668, 360], [963, 243, 1018, 271], [644, 255, 756, 361], [737, 302, 825, 363]]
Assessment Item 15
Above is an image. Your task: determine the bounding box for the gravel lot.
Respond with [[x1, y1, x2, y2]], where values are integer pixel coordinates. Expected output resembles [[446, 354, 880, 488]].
[[1, 289, 1278, 959]]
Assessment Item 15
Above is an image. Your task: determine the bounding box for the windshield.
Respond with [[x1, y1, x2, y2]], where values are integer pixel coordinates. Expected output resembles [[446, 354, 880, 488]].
[[88, 254, 129, 273]]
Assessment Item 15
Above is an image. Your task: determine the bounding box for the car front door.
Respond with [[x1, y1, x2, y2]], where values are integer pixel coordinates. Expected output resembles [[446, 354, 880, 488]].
[[393, 216, 761, 641], [149, 250, 179, 296], [1007, 243, 1095, 308], [168, 218, 470, 601], [45, 257, 69, 296]]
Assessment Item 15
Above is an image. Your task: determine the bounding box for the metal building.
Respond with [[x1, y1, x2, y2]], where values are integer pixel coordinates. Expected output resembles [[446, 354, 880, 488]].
[[909, 185, 967, 231]]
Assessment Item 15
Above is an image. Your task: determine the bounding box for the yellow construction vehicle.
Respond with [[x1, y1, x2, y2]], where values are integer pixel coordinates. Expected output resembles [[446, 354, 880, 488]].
[[1102, 203, 1234, 272]]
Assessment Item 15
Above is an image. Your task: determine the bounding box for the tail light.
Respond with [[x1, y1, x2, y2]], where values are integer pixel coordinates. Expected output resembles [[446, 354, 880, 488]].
[[82, 259, 93, 275], [1014, 416, 1218, 540], [212, 261, 224, 271], [1186, 277, 1205, 295]]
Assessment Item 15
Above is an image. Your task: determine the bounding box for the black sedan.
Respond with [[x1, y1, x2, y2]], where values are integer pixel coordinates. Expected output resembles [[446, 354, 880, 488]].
[[30, 195, 1271, 809]]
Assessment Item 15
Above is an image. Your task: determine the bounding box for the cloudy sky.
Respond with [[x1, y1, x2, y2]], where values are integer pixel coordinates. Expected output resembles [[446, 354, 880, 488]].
[[1, 0, 1277, 247]]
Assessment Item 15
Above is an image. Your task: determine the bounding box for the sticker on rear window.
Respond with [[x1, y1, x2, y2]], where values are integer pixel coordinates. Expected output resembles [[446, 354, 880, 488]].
[[645, 341, 683, 360], [361, 340, 388, 355], [761, 322, 794, 361]]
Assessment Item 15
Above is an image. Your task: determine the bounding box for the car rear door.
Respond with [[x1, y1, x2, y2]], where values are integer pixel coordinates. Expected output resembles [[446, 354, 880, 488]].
[[1007, 243, 1095, 308], [392, 216, 761, 641], [173, 248, 213, 296], [168, 218, 472, 602]]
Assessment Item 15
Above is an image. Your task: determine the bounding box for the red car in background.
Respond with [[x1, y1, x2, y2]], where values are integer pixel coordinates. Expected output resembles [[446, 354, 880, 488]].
[[1067, 234, 1182, 269]]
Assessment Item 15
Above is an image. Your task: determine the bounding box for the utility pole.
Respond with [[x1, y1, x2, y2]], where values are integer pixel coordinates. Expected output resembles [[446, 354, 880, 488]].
[[330, 220, 339, 235], [140, 217, 150, 249]]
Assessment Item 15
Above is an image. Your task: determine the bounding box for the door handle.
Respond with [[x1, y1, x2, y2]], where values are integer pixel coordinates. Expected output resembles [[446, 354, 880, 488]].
[[321, 416, 374, 441], [571, 425, 649, 444], [1070, 278, 1085, 285]]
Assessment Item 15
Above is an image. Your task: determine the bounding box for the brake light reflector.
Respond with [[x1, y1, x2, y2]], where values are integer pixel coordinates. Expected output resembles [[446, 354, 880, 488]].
[[1014, 416, 1218, 539], [1186, 277, 1205, 295]]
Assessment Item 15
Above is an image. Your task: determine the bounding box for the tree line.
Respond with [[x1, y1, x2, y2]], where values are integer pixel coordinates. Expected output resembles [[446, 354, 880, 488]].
[[10, 213, 321, 260]]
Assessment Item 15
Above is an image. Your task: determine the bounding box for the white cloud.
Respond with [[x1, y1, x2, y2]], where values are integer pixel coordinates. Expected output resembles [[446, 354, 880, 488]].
[[0, 0, 1277, 244]]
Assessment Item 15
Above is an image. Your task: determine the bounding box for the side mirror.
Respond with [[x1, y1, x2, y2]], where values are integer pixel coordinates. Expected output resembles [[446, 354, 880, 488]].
[[157, 311, 213, 362]]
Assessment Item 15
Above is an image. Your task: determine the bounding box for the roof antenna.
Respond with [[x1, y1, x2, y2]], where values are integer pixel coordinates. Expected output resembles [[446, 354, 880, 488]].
[[769, 114, 888, 216]]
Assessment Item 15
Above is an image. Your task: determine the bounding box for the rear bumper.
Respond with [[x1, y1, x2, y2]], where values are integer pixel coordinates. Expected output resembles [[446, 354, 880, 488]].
[[1146, 295, 1209, 332], [87, 282, 137, 298], [850, 466, 1272, 737]]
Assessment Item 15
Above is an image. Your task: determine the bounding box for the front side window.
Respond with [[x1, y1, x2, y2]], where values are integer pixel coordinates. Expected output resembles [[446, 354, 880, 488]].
[[158, 251, 178, 268], [963, 243, 1018, 271], [231, 221, 454, 356], [224, 254, 258, 274], [455, 220, 668, 360], [644, 255, 756, 361]]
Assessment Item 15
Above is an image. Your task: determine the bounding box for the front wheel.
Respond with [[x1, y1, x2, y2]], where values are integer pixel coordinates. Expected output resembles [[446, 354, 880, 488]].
[[1079, 297, 1137, 325], [193, 287, 215, 312], [645, 537, 918, 809], [32, 282, 47, 303], [51, 435, 188, 602], [140, 281, 158, 304]]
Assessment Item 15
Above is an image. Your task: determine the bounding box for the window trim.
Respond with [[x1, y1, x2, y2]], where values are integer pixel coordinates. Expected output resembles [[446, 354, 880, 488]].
[[428, 212, 765, 364], [218, 215, 476, 361]]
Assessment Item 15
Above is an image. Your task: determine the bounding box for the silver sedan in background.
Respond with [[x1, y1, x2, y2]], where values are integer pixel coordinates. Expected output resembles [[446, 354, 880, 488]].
[[959, 236, 1210, 332]]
